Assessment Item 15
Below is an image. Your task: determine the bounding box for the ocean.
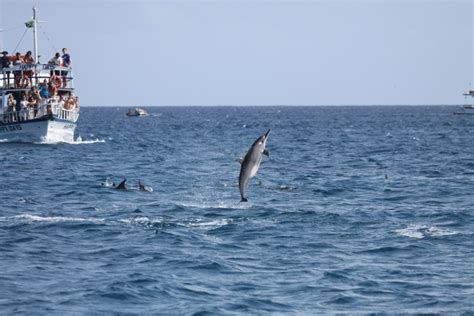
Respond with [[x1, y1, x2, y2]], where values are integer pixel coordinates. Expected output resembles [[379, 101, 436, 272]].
[[0, 106, 473, 314]]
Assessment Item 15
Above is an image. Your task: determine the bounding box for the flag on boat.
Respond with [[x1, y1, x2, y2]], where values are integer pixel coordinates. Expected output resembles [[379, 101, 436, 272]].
[[25, 20, 34, 28]]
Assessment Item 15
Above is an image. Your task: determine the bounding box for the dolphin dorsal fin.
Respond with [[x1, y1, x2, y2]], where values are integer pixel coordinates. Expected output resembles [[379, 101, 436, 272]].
[[116, 179, 127, 190]]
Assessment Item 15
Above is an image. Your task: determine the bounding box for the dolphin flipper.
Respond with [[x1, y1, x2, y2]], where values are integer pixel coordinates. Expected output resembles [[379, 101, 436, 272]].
[[263, 149, 269, 157]]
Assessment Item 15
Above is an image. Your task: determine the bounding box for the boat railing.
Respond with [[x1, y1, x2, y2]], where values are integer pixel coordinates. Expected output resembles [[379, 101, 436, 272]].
[[51, 103, 79, 122], [2, 107, 38, 123], [1, 100, 79, 124], [0, 64, 74, 90]]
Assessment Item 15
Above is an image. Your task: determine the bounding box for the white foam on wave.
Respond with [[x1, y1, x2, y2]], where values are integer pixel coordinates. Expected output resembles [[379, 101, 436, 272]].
[[0, 214, 168, 227], [102, 177, 115, 188], [0, 214, 105, 224], [118, 216, 164, 225], [69, 138, 106, 145], [34, 136, 105, 145], [178, 200, 250, 210], [395, 224, 459, 239], [186, 218, 232, 228], [395, 226, 424, 239]]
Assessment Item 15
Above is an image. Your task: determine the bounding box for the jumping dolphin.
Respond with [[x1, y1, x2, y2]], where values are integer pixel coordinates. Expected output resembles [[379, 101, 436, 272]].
[[239, 129, 270, 202]]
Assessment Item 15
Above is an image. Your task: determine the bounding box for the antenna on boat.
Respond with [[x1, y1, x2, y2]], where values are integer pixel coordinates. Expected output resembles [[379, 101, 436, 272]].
[[32, 7, 38, 63], [0, 29, 3, 53]]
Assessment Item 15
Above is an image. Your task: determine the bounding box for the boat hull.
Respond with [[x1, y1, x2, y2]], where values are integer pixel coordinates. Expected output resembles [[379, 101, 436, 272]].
[[0, 117, 76, 143]]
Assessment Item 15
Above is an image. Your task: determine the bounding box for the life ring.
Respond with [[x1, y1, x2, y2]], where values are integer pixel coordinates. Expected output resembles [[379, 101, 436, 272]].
[[50, 75, 62, 88], [18, 75, 30, 88]]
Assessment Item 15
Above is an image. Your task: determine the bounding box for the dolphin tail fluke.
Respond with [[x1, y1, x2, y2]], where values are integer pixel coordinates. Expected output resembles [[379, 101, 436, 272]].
[[240, 197, 248, 202]]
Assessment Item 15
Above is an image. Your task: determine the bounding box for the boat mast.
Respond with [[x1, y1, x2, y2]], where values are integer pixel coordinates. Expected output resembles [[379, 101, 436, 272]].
[[32, 7, 38, 63]]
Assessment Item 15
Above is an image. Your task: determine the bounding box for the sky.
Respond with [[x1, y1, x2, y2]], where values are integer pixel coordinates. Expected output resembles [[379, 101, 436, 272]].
[[0, 0, 472, 106]]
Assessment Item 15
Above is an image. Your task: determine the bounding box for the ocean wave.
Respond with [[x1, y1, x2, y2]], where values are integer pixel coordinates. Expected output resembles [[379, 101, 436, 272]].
[[176, 201, 252, 210], [118, 216, 165, 226], [0, 214, 106, 224], [395, 224, 459, 239], [185, 218, 232, 228]]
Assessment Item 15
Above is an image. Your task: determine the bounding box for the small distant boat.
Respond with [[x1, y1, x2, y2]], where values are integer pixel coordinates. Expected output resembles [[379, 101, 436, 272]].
[[126, 108, 148, 117], [454, 90, 474, 115]]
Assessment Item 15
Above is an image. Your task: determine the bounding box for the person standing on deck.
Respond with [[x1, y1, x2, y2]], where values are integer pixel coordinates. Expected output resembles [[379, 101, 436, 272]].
[[61, 48, 71, 88], [61, 48, 71, 67], [12, 52, 25, 88], [12, 52, 24, 65], [49, 52, 63, 66], [0, 51, 12, 88], [38, 79, 50, 99], [23, 51, 35, 64], [49, 52, 63, 76], [23, 51, 35, 82], [7, 94, 17, 122]]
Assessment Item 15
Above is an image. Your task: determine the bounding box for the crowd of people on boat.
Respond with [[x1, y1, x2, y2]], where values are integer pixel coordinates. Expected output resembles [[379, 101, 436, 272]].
[[5, 87, 79, 123], [1, 47, 78, 122], [0, 48, 71, 89], [1, 47, 70, 67]]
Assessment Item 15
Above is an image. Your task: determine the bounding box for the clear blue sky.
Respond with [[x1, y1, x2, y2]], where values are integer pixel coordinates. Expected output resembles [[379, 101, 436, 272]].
[[1, 0, 472, 106]]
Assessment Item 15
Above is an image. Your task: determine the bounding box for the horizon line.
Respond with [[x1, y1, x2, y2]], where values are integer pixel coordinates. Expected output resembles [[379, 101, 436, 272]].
[[80, 104, 464, 107]]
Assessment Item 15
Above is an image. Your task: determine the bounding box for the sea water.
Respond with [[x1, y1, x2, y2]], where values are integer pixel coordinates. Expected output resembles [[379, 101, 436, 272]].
[[0, 106, 473, 314]]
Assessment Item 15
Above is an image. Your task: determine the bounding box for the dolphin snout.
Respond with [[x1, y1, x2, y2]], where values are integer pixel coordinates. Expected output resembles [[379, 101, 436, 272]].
[[264, 129, 271, 138]]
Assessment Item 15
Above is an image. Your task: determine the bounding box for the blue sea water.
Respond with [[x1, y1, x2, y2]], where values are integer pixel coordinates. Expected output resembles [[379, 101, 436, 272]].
[[0, 106, 473, 315]]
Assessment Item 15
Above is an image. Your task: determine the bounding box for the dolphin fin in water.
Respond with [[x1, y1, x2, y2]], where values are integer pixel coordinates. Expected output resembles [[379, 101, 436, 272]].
[[115, 179, 127, 190], [239, 129, 271, 202], [263, 149, 269, 157], [138, 180, 153, 192]]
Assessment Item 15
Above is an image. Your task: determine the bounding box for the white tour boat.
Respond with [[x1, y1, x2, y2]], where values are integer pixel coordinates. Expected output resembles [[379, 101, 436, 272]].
[[454, 90, 474, 115], [126, 108, 149, 117], [0, 7, 79, 142]]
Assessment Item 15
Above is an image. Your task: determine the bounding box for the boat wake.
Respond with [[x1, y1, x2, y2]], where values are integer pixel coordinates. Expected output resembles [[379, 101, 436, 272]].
[[34, 136, 106, 145], [70, 136, 106, 145]]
